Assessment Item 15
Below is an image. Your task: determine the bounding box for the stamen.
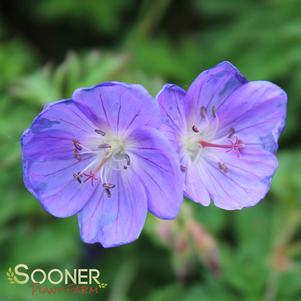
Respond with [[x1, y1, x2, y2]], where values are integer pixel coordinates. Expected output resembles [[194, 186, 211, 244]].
[[228, 127, 235, 138], [124, 154, 131, 166], [121, 153, 131, 170], [192, 125, 199, 133], [71, 131, 126, 191], [72, 139, 82, 150], [73, 172, 82, 184], [103, 183, 115, 189], [94, 129, 106, 136], [180, 165, 187, 172], [200, 106, 207, 118], [93, 157, 110, 175], [104, 188, 111, 198], [103, 183, 115, 198], [211, 106, 216, 118], [73, 149, 81, 161], [218, 162, 228, 173], [98, 143, 111, 149], [105, 188, 112, 198]]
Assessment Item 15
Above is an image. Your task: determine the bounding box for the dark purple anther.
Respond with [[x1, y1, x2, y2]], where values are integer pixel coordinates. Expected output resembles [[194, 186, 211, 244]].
[[73, 172, 82, 183], [124, 154, 131, 166], [228, 127, 235, 138], [73, 149, 81, 161], [180, 165, 187, 172], [200, 106, 207, 118], [103, 183, 116, 189], [218, 162, 228, 173], [95, 129, 106, 136], [104, 188, 111, 198], [192, 125, 199, 133], [72, 139, 82, 150], [211, 105, 216, 118], [98, 144, 111, 149]]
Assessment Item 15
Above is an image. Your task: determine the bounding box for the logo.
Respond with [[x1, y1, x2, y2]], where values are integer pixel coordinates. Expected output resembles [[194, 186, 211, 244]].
[[7, 264, 108, 296]]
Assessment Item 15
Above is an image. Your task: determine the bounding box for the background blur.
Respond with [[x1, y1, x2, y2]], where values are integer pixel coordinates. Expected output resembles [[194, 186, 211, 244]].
[[1, 0, 301, 300]]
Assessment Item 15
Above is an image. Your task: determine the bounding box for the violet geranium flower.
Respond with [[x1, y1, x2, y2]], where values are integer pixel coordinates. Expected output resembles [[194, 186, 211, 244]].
[[157, 62, 287, 209], [21, 82, 183, 247]]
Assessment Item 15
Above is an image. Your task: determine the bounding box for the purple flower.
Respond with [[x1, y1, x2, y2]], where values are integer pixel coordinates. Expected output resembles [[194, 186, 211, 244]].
[[157, 61, 287, 210], [21, 82, 183, 247]]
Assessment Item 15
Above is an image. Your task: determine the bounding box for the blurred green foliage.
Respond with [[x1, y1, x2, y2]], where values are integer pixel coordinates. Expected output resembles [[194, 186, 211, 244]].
[[0, 0, 301, 300]]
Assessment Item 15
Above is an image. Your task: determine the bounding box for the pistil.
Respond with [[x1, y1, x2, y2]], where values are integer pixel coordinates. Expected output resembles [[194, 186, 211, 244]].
[[199, 136, 244, 157], [82, 171, 98, 186]]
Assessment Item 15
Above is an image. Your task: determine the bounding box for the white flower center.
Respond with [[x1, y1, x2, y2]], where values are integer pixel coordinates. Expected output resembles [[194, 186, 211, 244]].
[[181, 130, 204, 160], [180, 105, 244, 173], [71, 129, 131, 197]]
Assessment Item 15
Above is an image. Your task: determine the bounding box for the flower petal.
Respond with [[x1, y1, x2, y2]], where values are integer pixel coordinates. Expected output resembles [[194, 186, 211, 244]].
[[128, 126, 184, 219], [157, 84, 187, 154], [157, 84, 187, 133], [185, 61, 247, 123], [215, 81, 287, 153], [72, 82, 160, 135], [156, 85, 210, 206], [21, 100, 96, 217], [78, 170, 147, 247], [183, 157, 211, 206], [195, 147, 278, 209]]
